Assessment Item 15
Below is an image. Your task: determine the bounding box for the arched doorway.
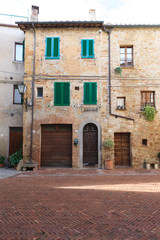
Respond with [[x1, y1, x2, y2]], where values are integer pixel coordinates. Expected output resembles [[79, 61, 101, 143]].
[[83, 123, 98, 166]]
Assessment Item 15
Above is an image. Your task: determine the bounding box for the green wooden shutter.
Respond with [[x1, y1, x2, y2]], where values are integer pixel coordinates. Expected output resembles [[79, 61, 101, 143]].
[[46, 37, 52, 57], [23, 39, 25, 61], [54, 83, 62, 105], [89, 40, 94, 57], [63, 83, 70, 106], [84, 83, 90, 104], [82, 40, 87, 57], [91, 82, 97, 104], [54, 83, 70, 106], [84, 82, 97, 104], [53, 37, 59, 58]]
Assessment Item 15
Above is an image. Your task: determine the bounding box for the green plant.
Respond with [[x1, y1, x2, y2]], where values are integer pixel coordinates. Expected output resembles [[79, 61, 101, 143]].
[[143, 105, 156, 121], [0, 155, 5, 164], [104, 139, 114, 160], [114, 67, 122, 76], [158, 152, 160, 158], [9, 149, 22, 167], [104, 139, 114, 149]]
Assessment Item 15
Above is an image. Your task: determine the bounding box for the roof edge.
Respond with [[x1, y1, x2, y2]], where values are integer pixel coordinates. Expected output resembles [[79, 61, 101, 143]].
[[16, 21, 104, 30], [104, 24, 160, 28], [0, 23, 18, 28]]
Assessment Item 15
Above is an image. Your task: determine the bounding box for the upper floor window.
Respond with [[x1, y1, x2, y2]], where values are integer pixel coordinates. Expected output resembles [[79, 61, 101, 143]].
[[117, 97, 126, 109], [37, 87, 43, 98], [54, 82, 70, 106], [45, 37, 60, 59], [13, 85, 22, 104], [15, 42, 24, 62], [84, 82, 97, 105], [120, 46, 133, 67], [141, 91, 155, 109], [81, 39, 94, 58]]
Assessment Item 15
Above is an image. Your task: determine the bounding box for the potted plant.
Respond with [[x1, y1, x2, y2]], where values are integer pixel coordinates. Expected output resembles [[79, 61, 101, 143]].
[[114, 67, 122, 76], [104, 139, 114, 170], [143, 105, 156, 121], [9, 149, 22, 168], [0, 155, 5, 168]]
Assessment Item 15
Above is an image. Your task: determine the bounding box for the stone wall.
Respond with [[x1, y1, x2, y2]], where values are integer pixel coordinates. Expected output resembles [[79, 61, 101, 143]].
[[0, 25, 24, 157], [23, 25, 160, 168]]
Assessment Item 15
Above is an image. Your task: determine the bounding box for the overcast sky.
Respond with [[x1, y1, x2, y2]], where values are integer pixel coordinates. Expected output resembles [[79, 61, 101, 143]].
[[1, 0, 160, 25]]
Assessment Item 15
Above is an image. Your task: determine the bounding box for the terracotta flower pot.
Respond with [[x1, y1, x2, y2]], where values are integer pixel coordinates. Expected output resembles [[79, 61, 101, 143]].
[[0, 163, 4, 168], [105, 159, 113, 170]]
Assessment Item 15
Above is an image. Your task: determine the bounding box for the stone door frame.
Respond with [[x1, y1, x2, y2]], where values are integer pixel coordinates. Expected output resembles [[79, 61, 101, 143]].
[[78, 120, 101, 168]]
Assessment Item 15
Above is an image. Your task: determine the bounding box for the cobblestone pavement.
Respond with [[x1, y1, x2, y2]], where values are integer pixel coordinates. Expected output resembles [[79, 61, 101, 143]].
[[1, 168, 160, 239]]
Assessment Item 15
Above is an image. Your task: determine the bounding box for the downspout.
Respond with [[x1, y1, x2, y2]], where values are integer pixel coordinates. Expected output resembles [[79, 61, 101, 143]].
[[104, 27, 134, 121], [30, 23, 36, 163]]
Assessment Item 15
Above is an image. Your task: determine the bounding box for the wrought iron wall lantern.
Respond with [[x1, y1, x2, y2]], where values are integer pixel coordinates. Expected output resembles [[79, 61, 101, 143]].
[[18, 83, 28, 111]]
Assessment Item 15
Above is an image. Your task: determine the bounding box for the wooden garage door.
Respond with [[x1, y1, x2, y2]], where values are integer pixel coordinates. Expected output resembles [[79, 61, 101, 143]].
[[114, 133, 131, 166], [9, 127, 23, 156], [41, 124, 72, 167]]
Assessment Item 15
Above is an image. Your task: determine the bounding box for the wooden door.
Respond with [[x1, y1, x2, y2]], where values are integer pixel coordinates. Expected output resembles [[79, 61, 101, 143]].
[[114, 133, 131, 166], [41, 124, 72, 167], [9, 127, 23, 156], [83, 123, 98, 166]]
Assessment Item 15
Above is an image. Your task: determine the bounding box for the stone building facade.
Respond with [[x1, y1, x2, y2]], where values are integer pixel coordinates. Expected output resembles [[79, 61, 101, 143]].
[[0, 24, 24, 159], [17, 21, 160, 169]]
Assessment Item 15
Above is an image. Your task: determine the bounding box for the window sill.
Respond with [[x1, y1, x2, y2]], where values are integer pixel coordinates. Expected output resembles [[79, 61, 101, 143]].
[[140, 107, 156, 111], [120, 66, 134, 69], [12, 61, 24, 64], [81, 56, 94, 59], [45, 57, 60, 60], [13, 103, 22, 105], [84, 103, 97, 105], [54, 105, 70, 106], [116, 108, 126, 111]]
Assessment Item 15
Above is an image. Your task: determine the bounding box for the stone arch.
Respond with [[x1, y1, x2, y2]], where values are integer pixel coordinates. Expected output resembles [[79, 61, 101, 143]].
[[78, 120, 101, 168]]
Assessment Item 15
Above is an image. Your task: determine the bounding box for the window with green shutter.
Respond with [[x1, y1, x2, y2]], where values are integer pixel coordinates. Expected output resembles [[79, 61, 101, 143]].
[[15, 42, 23, 61], [23, 40, 25, 61], [54, 82, 70, 106], [45, 37, 60, 59], [81, 39, 94, 58], [84, 82, 97, 105]]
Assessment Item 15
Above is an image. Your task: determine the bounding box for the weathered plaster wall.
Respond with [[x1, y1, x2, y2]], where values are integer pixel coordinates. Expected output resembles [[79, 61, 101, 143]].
[[0, 25, 24, 157]]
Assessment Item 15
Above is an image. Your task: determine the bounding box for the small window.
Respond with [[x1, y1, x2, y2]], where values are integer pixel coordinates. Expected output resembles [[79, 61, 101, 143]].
[[54, 82, 70, 106], [84, 82, 97, 105], [120, 46, 133, 67], [81, 39, 94, 58], [37, 87, 43, 98], [141, 91, 155, 109], [117, 97, 126, 109], [45, 37, 60, 59], [15, 43, 23, 61], [13, 85, 22, 104], [142, 139, 147, 146]]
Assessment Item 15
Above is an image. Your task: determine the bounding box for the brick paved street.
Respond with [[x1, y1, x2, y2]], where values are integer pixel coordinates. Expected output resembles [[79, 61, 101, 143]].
[[1, 168, 160, 239]]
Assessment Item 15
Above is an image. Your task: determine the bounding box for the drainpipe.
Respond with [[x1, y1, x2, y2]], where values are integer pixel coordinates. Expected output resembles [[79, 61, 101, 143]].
[[104, 27, 134, 121], [30, 23, 36, 163]]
